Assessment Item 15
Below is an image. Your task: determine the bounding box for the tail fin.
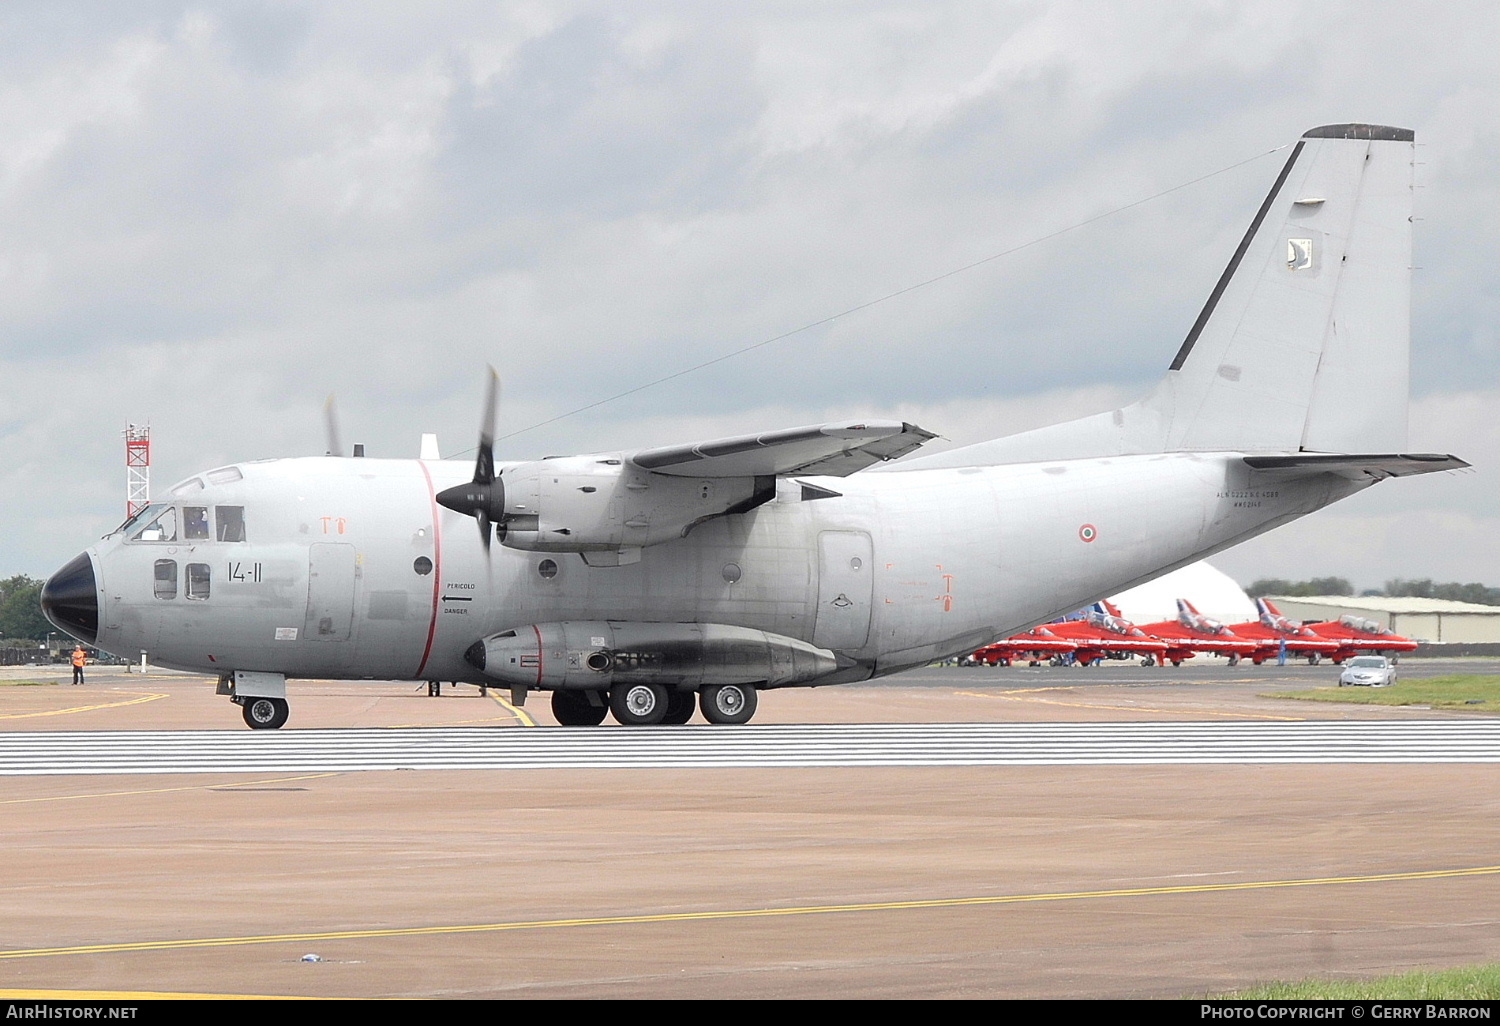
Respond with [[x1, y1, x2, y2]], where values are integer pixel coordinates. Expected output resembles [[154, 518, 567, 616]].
[[906, 124, 1415, 468], [1177, 598, 1203, 628], [1257, 597, 1293, 629]]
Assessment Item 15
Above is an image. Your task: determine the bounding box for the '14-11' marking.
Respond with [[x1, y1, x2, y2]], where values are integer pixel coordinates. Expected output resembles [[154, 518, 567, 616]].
[[229, 561, 263, 583]]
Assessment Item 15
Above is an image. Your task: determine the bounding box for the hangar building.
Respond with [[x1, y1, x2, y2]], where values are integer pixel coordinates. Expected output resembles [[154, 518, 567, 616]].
[[1264, 596, 1500, 645]]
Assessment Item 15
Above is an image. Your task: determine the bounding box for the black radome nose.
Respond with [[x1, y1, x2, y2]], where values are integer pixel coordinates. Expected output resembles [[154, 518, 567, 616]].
[[41, 552, 99, 645]]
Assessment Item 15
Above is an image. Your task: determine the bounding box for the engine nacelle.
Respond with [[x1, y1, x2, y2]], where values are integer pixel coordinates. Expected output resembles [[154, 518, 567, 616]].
[[497, 457, 766, 557], [466, 621, 838, 690]]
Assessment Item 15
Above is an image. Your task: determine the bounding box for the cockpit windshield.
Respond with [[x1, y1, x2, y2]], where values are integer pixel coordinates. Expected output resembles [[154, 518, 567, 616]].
[[131, 506, 178, 542], [110, 504, 160, 539]]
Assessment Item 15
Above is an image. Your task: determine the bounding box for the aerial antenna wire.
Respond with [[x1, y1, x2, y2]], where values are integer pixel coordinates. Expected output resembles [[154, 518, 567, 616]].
[[480, 144, 1290, 448]]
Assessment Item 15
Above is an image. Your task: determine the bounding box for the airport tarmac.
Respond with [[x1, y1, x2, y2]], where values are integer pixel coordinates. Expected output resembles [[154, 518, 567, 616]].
[[3, 659, 1500, 999]]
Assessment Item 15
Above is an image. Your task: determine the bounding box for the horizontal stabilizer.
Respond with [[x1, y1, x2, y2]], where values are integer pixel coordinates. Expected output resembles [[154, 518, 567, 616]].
[[632, 420, 937, 478], [1242, 452, 1469, 480]]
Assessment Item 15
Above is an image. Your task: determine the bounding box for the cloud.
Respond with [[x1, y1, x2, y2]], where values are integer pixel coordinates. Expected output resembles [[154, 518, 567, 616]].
[[1, 1, 1495, 583]]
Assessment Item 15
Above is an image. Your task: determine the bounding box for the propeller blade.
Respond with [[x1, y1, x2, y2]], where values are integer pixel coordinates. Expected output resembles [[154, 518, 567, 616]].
[[323, 395, 344, 457], [475, 367, 499, 485], [436, 367, 505, 559]]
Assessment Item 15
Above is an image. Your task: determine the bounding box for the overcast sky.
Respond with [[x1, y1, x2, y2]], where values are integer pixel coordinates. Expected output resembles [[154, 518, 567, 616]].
[[2, 1, 1496, 591]]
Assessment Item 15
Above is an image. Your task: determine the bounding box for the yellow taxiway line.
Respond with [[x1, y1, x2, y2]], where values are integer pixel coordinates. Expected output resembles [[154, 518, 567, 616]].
[[0, 988, 308, 1001], [4, 863, 1496, 961], [0, 689, 168, 721], [486, 688, 537, 727]]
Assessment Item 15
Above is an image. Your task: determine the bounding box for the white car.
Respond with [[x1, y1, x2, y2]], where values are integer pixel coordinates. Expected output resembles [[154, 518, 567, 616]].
[[1338, 655, 1398, 687]]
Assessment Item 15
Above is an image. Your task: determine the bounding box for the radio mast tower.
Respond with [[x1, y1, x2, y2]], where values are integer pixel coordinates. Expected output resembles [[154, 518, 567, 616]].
[[124, 424, 151, 518]]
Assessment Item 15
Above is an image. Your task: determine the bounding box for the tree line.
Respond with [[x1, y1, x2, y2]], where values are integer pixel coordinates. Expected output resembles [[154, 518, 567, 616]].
[[0, 576, 51, 642], [1246, 577, 1500, 606]]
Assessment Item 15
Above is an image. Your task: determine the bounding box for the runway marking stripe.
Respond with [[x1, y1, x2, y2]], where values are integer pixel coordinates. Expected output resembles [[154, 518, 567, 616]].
[[5, 863, 1497, 961], [0, 691, 168, 720], [0, 773, 341, 806]]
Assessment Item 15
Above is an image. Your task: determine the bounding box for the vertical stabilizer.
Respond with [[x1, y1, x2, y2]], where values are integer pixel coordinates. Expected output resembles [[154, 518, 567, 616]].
[[900, 124, 1415, 469], [1146, 124, 1414, 454]]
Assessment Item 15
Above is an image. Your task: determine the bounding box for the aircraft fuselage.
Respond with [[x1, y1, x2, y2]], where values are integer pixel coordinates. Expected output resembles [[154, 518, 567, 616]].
[[80, 453, 1363, 685]]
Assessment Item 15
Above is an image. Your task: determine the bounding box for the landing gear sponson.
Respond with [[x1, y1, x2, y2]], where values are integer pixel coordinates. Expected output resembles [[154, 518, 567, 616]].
[[470, 621, 829, 727]]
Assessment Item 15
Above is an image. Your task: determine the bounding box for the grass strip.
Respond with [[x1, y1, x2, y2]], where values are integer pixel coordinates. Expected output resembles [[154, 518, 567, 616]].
[[1268, 674, 1500, 709], [1224, 963, 1500, 999]]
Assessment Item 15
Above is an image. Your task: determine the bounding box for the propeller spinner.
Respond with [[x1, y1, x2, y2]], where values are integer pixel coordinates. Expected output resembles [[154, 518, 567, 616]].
[[436, 369, 504, 552]]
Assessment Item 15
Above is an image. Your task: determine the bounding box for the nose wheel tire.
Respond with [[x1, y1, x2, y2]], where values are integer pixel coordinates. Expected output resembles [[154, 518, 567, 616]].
[[242, 696, 289, 730], [699, 683, 758, 725], [551, 689, 608, 726], [609, 683, 668, 725]]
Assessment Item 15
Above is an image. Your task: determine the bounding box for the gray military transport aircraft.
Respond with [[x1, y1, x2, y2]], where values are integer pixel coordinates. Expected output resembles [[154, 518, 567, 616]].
[[41, 124, 1466, 729]]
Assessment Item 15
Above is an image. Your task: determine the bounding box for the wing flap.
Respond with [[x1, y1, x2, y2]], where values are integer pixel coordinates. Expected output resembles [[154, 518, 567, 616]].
[[632, 420, 937, 478]]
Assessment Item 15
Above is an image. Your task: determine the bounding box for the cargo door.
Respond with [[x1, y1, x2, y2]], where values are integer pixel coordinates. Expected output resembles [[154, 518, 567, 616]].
[[813, 531, 873, 651], [305, 543, 356, 642]]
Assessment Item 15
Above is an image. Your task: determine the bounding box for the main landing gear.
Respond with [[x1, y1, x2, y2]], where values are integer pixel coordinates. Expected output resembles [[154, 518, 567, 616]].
[[551, 688, 609, 726], [549, 684, 761, 726]]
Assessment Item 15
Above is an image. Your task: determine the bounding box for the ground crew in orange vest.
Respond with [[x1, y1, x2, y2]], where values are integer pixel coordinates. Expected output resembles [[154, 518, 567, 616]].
[[71, 645, 87, 685]]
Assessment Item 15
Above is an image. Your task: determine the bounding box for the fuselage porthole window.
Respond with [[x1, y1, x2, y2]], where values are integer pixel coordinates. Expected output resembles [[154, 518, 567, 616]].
[[216, 506, 246, 542], [132, 506, 178, 543], [184, 506, 210, 541], [153, 559, 178, 600], [185, 563, 211, 601]]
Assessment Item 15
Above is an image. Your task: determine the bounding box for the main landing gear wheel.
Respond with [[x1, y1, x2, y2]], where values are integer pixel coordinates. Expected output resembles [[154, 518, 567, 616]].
[[699, 683, 758, 725], [242, 696, 289, 730], [661, 689, 695, 725], [551, 689, 608, 726], [609, 683, 668, 725]]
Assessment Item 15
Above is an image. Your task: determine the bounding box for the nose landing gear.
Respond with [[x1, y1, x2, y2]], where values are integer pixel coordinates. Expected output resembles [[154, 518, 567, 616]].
[[241, 696, 289, 730]]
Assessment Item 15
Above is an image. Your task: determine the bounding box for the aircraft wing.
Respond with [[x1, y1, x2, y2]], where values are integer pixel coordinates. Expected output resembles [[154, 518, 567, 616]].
[[1243, 453, 1469, 480], [630, 420, 937, 478]]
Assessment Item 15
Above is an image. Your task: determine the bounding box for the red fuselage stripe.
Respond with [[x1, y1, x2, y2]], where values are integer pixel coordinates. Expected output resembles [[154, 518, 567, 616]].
[[416, 462, 443, 678]]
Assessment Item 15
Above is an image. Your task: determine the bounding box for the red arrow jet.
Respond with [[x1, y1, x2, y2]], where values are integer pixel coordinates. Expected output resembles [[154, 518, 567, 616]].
[[1134, 599, 1261, 666], [1045, 603, 1169, 666], [968, 627, 1078, 666], [1262, 601, 1419, 663], [1229, 598, 1342, 665]]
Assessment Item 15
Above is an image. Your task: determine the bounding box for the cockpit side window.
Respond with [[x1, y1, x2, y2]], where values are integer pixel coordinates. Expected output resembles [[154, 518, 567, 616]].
[[185, 563, 210, 601], [216, 506, 246, 542], [131, 506, 178, 543], [153, 559, 177, 599], [183, 506, 210, 540]]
